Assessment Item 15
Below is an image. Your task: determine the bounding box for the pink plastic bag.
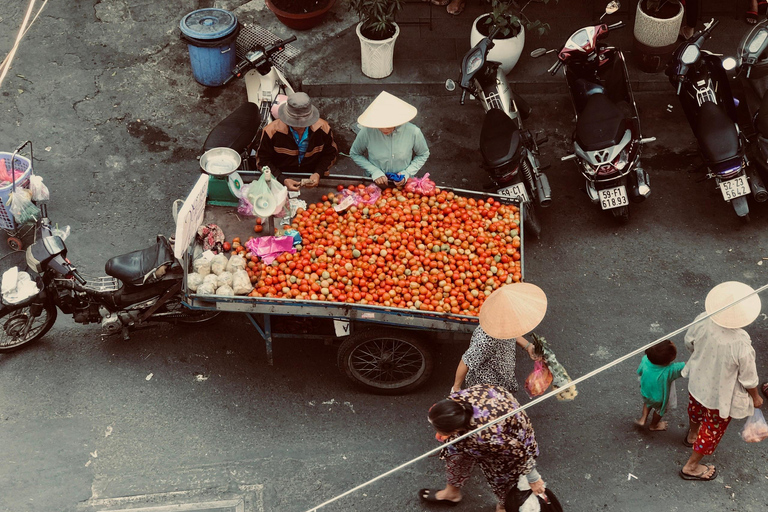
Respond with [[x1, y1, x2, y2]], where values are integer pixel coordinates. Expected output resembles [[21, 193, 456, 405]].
[[741, 409, 768, 443], [245, 235, 295, 265], [525, 360, 553, 398], [238, 196, 255, 216], [361, 184, 381, 204], [0, 159, 12, 183], [404, 173, 436, 196]]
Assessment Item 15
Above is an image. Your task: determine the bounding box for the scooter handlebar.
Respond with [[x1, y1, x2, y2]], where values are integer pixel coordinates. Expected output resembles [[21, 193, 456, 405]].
[[607, 20, 625, 30], [548, 59, 563, 75]]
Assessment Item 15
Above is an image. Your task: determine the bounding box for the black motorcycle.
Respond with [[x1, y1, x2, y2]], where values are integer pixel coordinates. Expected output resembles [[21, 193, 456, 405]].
[[533, 1, 654, 222], [0, 202, 218, 352], [730, 18, 768, 203], [445, 27, 551, 238], [667, 19, 760, 222]]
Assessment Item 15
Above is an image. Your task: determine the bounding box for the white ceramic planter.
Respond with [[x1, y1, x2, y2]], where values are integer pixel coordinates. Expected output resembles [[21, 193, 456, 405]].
[[470, 14, 525, 75], [633, 0, 683, 48], [356, 22, 399, 79]]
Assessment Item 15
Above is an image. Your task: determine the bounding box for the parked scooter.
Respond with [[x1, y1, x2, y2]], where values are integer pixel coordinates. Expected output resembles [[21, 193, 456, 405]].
[[666, 19, 759, 222], [729, 19, 768, 203], [532, 1, 653, 222], [445, 28, 551, 238], [0, 202, 218, 352], [206, 32, 297, 161]]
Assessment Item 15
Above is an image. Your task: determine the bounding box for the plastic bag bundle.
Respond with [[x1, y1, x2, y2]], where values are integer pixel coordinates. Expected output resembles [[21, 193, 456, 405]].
[[361, 184, 381, 204], [269, 176, 289, 218], [238, 194, 255, 217], [0, 159, 12, 183], [29, 175, 50, 201], [203, 273, 219, 288], [216, 284, 234, 296], [210, 253, 228, 275], [217, 271, 233, 288], [7, 189, 40, 224], [192, 257, 211, 276], [232, 269, 253, 295], [405, 173, 437, 196], [741, 409, 768, 443], [225, 254, 247, 273], [187, 273, 203, 292], [196, 282, 215, 295], [196, 224, 225, 253], [525, 360, 553, 398]]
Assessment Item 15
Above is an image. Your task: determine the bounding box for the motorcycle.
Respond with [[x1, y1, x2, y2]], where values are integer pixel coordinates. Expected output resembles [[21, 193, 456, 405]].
[[0, 202, 219, 352], [666, 19, 759, 222], [532, 1, 653, 222], [729, 19, 768, 203], [205, 30, 298, 161], [445, 26, 552, 238]]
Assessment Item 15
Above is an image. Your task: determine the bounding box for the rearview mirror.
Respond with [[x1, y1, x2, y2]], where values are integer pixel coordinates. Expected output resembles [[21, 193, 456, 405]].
[[445, 79, 456, 92], [530, 48, 549, 58], [605, 1, 620, 15]]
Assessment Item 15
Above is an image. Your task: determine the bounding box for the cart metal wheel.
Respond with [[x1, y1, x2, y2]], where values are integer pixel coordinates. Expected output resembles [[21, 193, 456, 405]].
[[7, 237, 23, 251], [337, 329, 434, 394]]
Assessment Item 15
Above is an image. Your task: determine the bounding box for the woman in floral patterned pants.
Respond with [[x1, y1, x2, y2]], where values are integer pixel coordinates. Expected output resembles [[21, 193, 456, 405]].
[[419, 384, 544, 511]]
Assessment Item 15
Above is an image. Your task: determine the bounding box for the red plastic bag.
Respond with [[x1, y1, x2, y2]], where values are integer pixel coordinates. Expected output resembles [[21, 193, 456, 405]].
[[741, 409, 768, 443], [525, 360, 553, 398], [404, 173, 436, 196]]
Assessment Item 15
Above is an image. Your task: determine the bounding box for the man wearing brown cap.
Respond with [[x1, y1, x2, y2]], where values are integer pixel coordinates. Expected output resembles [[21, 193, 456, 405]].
[[257, 92, 339, 191]]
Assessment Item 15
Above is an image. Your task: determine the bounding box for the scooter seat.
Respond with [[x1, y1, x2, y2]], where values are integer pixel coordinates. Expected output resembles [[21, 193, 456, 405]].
[[575, 94, 626, 151], [105, 237, 175, 286], [203, 102, 261, 153], [696, 101, 739, 164], [480, 108, 521, 167]]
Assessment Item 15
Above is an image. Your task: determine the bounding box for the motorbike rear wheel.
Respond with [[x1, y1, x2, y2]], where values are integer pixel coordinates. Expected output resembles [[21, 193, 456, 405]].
[[611, 205, 630, 222], [0, 301, 57, 352], [523, 202, 542, 238]]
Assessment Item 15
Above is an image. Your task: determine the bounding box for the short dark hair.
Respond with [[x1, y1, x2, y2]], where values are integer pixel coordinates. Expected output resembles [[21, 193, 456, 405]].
[[428, 399, 473, 433], [646, 340, 677, 366]]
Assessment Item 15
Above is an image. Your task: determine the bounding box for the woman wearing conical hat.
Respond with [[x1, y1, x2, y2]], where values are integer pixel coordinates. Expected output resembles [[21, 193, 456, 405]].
[[350, 91, 430, 188], [451, 283, 546, 395]]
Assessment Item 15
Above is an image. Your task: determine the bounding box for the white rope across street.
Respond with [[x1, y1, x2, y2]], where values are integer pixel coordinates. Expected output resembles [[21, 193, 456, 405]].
[[304, 282, 768, 512], [0, 0, 50, 90]]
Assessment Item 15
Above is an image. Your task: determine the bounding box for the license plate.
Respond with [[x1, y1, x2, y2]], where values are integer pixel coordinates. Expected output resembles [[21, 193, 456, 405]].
[[598, 185, 629, 210], [498, 183, 529, 203], [720, 175, 749, 201]]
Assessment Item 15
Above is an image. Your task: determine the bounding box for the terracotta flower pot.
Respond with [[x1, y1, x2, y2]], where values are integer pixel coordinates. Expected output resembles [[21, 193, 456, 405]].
[[266, 0, 336, 31]]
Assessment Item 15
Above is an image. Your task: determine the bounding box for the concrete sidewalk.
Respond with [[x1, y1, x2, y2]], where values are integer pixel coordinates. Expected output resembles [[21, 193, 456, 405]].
[[232, 0, 748, 97]]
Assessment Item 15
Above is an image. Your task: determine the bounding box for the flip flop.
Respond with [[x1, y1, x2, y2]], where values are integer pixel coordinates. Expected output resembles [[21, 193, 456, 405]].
[[418, 488, 461, 506], [746, 10, 759, 24], [446, 0, 466, 16], [679, 465, 717, 481], [683, 429, 694, 447]]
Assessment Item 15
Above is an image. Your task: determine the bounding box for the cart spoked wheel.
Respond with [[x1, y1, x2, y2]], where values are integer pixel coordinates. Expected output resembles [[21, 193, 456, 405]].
[[337, 329, 433, 394], [7, 237, 23, 251]]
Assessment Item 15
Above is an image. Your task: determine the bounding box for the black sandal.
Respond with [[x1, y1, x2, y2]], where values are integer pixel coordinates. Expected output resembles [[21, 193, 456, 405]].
[[418, 488, 461, 506]]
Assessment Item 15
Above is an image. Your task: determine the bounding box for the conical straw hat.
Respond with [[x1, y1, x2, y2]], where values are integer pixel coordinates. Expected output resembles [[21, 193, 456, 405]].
[[479, 283, 548, 339], [357, 91, 417, 128], [705, 281, 761, 329]]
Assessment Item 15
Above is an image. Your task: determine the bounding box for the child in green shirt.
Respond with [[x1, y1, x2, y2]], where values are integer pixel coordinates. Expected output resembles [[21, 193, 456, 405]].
[[635, 340, 686, 431]]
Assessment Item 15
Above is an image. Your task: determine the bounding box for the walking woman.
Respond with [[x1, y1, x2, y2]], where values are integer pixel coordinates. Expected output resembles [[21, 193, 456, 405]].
[[451, 283, 547, 394], [419, 384, 545, 510]]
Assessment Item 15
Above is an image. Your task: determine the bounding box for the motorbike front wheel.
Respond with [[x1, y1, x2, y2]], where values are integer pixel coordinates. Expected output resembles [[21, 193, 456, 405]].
[[0, 301, 57, 352]]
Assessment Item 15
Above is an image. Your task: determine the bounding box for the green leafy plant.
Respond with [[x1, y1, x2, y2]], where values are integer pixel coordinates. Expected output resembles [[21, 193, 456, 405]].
[[349, 0, 405, 41], [482, 0, 557, 38]]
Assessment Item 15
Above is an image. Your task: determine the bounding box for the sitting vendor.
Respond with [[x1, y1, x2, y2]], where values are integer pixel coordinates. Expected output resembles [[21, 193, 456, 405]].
[[350, 91, 430, 188], [256, 92, 339, 191]]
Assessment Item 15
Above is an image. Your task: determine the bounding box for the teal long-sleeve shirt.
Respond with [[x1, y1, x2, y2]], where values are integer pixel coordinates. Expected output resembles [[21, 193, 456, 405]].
[[637, 355, 685, 416], [349, 123, 429, 180]]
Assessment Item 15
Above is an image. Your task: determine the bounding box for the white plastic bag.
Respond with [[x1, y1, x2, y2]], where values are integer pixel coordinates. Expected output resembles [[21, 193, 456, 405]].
[[215, 284, 234, 296], [268, 175, 289, 218], [192, 257, 211, 276], [247, 169, 275, 217], [29, 175, 50, 201], [741, 409, 768, 443], [203, 273, 219, 288], [232, 269, 253, 295], [196, 282, 215, 295], [210, 253, 228, 275], [225, 254, 247, 273], [8, 188, 40, 224], [187, 272, 203, 292], [217, 271, 233, 288]]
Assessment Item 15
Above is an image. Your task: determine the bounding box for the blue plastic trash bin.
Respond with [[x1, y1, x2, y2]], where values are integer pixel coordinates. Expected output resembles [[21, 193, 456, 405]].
[[179, 8, 239, 87]]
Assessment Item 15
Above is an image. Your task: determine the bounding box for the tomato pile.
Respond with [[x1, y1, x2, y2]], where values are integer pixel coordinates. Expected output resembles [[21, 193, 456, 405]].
[[240, 185, 523, 316]]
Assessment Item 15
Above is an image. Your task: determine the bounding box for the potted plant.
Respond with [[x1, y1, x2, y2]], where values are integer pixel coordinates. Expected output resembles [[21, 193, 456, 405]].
[[633, 0, 684, 73], [349, 0, 405, 79], [470, 0, 556, 74], [266, 0, 337, 31]]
